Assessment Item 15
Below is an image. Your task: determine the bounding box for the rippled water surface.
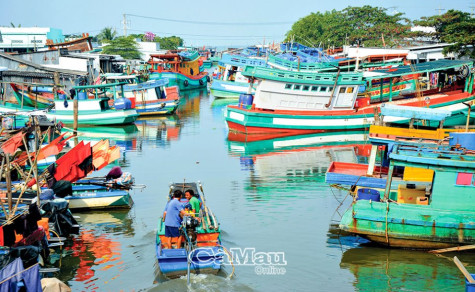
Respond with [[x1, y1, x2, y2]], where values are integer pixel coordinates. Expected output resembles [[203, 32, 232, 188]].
[[54, 86, 474, 291]]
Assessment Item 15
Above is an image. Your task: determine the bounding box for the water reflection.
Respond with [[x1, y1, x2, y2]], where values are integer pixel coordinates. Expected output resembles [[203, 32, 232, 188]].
[[177, 88, 208, 120], [59, 210, 135, 290], [340, 246, 472, 291], [135, 116, 181, 148], [228, 131, 371, 198]]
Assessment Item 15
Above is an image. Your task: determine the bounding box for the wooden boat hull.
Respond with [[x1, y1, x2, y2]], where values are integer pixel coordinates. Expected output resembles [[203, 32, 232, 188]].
[[155, 243, 222, 278], [46, 109, 139, 125], [340, 199, 475, 249], [226, 91, 475, 134], [66, 189, 133, 210], [135, 100, 179, 116], [150, 72, 207, 91], [210, 80, 254, 99]]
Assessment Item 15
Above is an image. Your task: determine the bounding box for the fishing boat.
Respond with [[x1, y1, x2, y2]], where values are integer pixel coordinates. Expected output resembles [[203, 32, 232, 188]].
[[156, 182, 223, 279], [148, 51, 209, 91], [102, 74, 180, 116], [225, 59, 475, 136], [45, 82, 139, 125], [10, 83, 56, 109], [325, 105, 475, 189], [210, 53, 267, 99], [336, 141, 475, 248], [63, 183, 134, 210]]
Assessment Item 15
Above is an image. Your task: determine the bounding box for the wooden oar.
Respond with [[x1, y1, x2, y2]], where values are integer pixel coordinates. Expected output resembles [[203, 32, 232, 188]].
[[454, 256, 475, 284]]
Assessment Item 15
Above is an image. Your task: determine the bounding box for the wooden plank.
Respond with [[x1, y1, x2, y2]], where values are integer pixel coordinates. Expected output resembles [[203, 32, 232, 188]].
[[429, 244, 475, 254], [366, 145, 378, 176], [454, 256, 475, 284]]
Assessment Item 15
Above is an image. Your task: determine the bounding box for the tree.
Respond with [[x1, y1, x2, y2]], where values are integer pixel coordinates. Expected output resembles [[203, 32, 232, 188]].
[[101, 36, 141, 59], [155, 36, 184, 50], [285, 6, 411, 48], [97, 27, 117, 44], [414, 10, 475, 58]]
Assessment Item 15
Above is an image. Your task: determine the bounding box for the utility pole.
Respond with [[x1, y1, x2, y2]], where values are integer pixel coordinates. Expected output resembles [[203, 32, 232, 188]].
[[470, 5, 475, 18], [435, 6, 446, 16], [123, 14, 128, 36]]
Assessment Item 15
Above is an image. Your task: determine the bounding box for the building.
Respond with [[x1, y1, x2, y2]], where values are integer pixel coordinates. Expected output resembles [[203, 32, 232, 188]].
[[0, 27, 64, 53]]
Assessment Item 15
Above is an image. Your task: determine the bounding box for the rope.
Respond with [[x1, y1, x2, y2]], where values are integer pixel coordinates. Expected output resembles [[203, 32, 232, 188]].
[[218, 245, 235, 279], [0, 262, 39, 285]]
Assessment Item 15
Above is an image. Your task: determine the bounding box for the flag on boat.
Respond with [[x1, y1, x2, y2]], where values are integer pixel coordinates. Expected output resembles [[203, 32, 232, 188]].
[[1, 132, 25, 154]]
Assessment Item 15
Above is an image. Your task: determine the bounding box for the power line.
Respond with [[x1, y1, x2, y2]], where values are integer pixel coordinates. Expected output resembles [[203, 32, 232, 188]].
[[125, 13, 292, 26], [127, 28, 284, 39]]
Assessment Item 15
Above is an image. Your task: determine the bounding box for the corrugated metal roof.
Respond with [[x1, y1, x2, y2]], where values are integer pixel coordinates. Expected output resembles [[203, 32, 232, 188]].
[[365, 59, 473, 79], [0, 52, 87, 76]]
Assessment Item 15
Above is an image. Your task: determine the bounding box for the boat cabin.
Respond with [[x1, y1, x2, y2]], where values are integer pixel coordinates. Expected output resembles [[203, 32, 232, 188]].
[[149, 51, 202, 77]]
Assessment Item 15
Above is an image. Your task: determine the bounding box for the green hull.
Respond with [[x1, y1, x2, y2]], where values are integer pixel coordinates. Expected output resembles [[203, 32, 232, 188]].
[[340, 199, 475, 249], [210, 88, 241, 99], [150, 72, 207, 91]]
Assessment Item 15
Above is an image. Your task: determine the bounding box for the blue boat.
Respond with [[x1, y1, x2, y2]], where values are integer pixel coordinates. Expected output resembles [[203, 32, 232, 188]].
[[156, 182, 223, 279], [210, 53, 268, 99]]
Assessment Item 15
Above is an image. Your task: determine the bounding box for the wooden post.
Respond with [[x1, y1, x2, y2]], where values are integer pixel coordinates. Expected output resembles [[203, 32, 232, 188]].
[[367, 145, 378, 176], [383, 161, 395, 201], [5, 154, 12, 218], [73, 97, 78, 135], [454, 256, 475, 284], [389, 78, 393, 102]]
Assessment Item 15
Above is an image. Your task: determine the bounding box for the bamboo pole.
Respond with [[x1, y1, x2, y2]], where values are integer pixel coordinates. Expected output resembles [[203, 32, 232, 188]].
[[73, 97, 78, 135], [5, 154, 12, 218]]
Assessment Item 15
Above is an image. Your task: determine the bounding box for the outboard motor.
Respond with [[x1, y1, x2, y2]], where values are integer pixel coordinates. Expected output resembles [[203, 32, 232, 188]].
[[182, 216, 200, 243]]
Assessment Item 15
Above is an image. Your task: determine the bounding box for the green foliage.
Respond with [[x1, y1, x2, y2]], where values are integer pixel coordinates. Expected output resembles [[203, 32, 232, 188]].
[[414, 10, 475, 58], [155, 36, 184, 50], [102, 36, 142, 59], [97, 27, 117, 43], [285, 6, 411, 48]]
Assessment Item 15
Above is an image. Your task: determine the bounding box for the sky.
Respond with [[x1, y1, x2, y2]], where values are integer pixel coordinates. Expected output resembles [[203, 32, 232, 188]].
[[1, 0, 474, 47]]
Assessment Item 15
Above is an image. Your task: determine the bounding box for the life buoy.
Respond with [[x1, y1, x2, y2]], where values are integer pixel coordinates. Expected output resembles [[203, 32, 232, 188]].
[[184, 80, 189, 87], [199, 79, 204, 86]]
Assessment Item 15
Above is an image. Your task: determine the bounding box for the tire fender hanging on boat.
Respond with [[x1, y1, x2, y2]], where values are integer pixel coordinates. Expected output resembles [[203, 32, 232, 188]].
[[184, 80, 189, 87], [199, 79, 204, 86]]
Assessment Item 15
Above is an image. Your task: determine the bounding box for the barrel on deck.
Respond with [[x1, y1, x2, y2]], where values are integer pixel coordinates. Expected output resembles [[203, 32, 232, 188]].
[[356, 188, 381, 202], [77, 92, 87, 100], [239, 94, 253, 109]]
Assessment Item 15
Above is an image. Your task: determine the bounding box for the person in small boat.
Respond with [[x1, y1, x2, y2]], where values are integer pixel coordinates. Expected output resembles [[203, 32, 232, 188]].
[[184, 189, 201, 216], [162, 190, 186, 249]]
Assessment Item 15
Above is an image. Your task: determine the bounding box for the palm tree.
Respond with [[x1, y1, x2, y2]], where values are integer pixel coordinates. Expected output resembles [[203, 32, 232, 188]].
[[97, 27, 117, 44]]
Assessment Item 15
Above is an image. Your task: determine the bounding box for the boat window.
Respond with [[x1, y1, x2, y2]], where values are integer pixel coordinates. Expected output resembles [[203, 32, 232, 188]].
[[320, 86, 327, 92], [456, 172, 473, 186], [346, 87, 354, 93], [294, 85, 301, 90], [303, 85, 310, 91], [311, 86, 319, 91], [328, 87, 333, 92], [285, 84, 292, 89], [339, 87, 346, 93]]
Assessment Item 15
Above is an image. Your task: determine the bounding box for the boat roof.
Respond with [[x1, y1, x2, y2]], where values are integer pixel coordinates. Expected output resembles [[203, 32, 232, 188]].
[[103, 74, 137, 80], [73, 82, 127, 90], [242, 65, 364, 85], [380, 104, 452, 121], [389, 143, 475, 170], [364, 59, 473, 79]]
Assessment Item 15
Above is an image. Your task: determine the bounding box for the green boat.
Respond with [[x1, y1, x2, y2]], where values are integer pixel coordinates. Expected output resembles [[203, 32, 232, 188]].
[[338, 142, 475, 249]]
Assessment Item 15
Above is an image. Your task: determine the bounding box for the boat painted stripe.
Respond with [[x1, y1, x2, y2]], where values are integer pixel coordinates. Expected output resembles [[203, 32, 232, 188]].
[[229, 111, 244, 121], [47, 110, 138, 121], [354, 214, 475, 229], [273, 133, 367, 148]]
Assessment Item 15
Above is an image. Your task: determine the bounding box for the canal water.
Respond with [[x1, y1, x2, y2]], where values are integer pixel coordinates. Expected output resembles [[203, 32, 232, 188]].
[[55, 87, 474, 291]]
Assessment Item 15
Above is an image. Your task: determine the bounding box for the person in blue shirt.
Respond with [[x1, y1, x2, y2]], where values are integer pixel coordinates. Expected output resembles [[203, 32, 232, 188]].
[[162, 190, 186, 249]]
